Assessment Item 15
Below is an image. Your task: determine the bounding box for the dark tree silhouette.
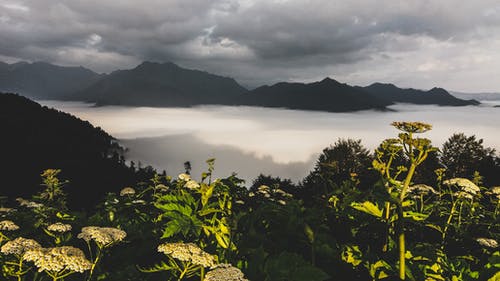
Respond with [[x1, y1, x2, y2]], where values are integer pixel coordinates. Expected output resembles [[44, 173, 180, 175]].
[[441, 133, 500, 185]]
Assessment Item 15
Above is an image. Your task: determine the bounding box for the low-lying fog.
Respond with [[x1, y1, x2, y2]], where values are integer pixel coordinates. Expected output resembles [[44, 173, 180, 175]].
[[40, 101, 500, 184]]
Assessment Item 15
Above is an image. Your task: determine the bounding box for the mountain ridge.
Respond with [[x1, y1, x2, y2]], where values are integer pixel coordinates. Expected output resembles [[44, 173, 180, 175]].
[[0, 60, 479, 112]]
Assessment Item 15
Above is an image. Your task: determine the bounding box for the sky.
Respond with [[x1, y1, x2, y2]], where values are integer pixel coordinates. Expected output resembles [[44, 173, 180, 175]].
[[1, 0, 500, 92]]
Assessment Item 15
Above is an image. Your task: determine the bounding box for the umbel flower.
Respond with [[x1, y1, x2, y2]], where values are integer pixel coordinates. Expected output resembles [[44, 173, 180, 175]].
[[185, 180, 200, 190], [443, 178, 481, 198], [476, 238, 499, 248], [1, 237, 41, 256], [0, 220, 19, 231], [407, 184, 438, 196], [23, 246, 92, 273], [204, 264, 249, 281], [120, 187, 136, 197], [178, 173, 191, 181], [391, 121, 432, 133], [47, 222, 72, 233], [158, 242, 215, 268], [77, 226, 126, 247]]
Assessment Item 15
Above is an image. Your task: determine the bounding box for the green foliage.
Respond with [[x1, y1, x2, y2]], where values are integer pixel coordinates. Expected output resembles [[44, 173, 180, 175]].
[[1, 123, 499, 281]]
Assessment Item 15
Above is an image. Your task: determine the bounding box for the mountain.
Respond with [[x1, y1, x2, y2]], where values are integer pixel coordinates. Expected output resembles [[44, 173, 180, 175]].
[[236, 78, 392, 112], [0, 93, 155, 209], [77, 61, 247, 106], [0, 61, 103, 99], [361, 83, 479, 106]]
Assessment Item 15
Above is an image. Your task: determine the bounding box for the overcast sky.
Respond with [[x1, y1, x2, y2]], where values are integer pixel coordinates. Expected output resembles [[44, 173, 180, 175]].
[[1, 0, 499, 92]]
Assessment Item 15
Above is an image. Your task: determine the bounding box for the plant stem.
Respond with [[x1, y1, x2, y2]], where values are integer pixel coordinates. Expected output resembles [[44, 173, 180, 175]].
[[398, 162, 417, 280]]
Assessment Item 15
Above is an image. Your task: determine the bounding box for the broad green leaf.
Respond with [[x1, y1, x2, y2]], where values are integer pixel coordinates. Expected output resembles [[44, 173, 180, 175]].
[[403, 211, 429, 221], [351, 201, 383, 218], [215, 233, 230, 249], [161, 220, 181, 238], [487, 271, 500, 281]]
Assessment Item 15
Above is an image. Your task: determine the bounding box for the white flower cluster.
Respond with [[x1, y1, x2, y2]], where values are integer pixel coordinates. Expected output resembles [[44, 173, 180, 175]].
[[47, 222, 72, 233], [476, 238, 498, 248], [249, 185, 292, 205], [0, 220, 19, 231], [0, 207, 15, 213], [177, 173, 200, 190], [489, 186, 500, 200], [185, 180, 200, 190], [204, 264, 249, 281], [1, 237, 41, 255], [16, 198, 43, 208], [154, 184, 169, 192], [178, 173, 191, 181], [77, 226, 126, 247], [443, 178, 480, 199], [120, 187, 136, 197], [23, 246, 92, 273], [407, 184, 438, 196], [157, 242, 215, 268]]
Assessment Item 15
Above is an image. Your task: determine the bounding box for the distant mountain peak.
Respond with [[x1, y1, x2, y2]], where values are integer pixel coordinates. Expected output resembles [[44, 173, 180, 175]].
[[319, 77, 340, 84]]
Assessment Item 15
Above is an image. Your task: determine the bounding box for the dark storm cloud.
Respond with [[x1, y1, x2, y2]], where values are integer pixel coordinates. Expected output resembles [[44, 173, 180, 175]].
[[1, 0, 500, 90]]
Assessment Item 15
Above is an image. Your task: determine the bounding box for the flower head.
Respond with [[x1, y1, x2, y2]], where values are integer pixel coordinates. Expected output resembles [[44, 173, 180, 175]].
[[16, 198, 43, 208], [47, 222, 72, 233], [1, 237, 41, 256], [476, 238, 498, 248], [0, 220, 19, 231], [204, 264, 249, 281], [178, 173, 191, 181], [407, 184, 438, 197], [23, 246, 91, 273], [391, 122, 432, 133], [158, 242, 215, 267], [77, 226, 126, 247], [120, 187, 136, 197], [185, 180, 200, 190], [443, 178, 480, 196], [489, 186, 500, 200]]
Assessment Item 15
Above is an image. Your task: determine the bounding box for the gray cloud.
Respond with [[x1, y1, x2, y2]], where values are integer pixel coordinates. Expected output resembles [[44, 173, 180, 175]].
[[1, 0, 500, 91]]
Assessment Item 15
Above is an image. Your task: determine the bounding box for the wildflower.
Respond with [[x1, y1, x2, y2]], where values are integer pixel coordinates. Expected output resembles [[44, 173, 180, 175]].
[[248, 192, 255, 197], [16, 198, 43, 208], [277, 200, 286, 206], [257, 185, 270, 192], [204, 264, 249, 281], [132, 199, 146, 204], [178, 173, 191, 181], [476, 238, 498, 248], [453, 191, 473, 200], [155, 184, 169, 192], [158, 242, 215, 267], [185, 180, 200, 190], [443, 178, 480, 196], [120, 187, 136, 197], [235, 200, 245, 205], [23, 246, 92, 273], [490, 186, 500, 200], [391, 121, 432, 133], [77, 226, 126, 247], [47, 223, 72, 233], [407, 184, 438, 196], [0, 220, 19, 231], [0, 207, 15, 213], [1, 237, 41, 255]]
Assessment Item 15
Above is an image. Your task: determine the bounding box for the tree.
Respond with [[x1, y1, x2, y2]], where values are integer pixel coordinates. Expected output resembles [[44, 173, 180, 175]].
[[441, 133, 500, 186], [300, 139, 375, 203]]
